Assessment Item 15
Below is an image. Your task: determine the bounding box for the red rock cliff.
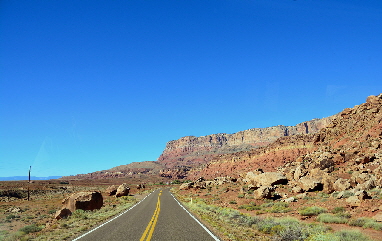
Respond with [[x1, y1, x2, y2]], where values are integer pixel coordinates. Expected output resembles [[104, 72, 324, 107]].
[[158, 117, 335, 169]]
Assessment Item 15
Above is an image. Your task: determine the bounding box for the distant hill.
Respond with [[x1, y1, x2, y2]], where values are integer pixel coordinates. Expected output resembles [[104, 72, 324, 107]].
[[0, 176, 62, 181]]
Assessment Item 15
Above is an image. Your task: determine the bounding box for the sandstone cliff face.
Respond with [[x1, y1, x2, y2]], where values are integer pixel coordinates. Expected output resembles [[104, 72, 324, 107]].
[[158, 117, 335, 169], [187, 94, 382, 180]]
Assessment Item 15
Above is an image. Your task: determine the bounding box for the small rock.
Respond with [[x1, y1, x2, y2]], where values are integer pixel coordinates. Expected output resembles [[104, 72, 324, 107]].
[[283, 197, 296, 203], [373, 212, 382, 222]]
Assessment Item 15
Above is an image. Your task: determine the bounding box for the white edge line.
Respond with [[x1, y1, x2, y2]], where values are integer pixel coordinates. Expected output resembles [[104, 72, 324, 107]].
[[72, 191, 155, 241], [170, 193, 220, 241]]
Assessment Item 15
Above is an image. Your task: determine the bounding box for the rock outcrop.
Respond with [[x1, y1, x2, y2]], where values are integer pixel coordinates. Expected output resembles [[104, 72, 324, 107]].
[[55, 191, 103, 219], [116, 183, 130, 197], [158, 117, 335, 169], [182, 94, 382, 207]]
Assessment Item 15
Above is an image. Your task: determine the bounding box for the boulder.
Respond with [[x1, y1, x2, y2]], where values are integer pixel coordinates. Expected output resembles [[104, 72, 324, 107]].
[[294, 165, 307, 180], [179, 182, 193, 190], [322, 175, 336, 194], [254, 186, 274, 199], [243, 170, 264, 183], [247, 172, 288, 187], [116, 183, 130, 197], [105, 185, 117, 196], [55, 208, 72, 220], [296, 193, 307, 199], [354, 190, 372, 200], [194, 181, 207, 189], [214, 176, 236, 185], [55, 191, 103, 219], [282, 197, 296, 203], [299, 177, 323, 192], [356, 179, 375, 191], [292, 186, 303, 193], [137, 184, 146, 190], [333, 178, 351, 191], [346, 196, 361, 207], [352, 172, 374, 185]]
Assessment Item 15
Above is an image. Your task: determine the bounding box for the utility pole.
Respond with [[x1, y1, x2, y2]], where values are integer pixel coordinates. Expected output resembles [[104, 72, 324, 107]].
[[28, 166, 31, 201]]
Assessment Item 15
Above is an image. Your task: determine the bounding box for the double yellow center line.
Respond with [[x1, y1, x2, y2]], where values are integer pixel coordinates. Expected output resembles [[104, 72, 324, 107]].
[[140, 190, 162, 241]]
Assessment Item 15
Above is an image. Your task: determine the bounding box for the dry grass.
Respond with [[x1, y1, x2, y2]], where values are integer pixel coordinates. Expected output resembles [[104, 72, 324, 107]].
[[0, 180, 154, 241]]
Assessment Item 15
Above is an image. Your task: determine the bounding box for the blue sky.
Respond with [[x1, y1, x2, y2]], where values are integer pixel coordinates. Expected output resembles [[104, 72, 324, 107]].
[[1, 0, 381, 177]]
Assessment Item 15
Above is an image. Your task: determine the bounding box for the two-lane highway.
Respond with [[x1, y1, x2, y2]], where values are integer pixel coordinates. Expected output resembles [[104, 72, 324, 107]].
[[73, 189, 219, 241]]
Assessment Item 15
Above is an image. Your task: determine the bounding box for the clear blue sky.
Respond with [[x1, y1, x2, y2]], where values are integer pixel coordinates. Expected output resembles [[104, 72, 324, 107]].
[[1, 0, 381, 177]]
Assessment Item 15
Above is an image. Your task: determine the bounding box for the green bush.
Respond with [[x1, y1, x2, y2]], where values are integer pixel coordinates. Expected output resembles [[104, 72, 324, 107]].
[[71, 209, 89, 220], [238, 203, 261, 211], [237, 193, 245, 198], [266, 202, 291, 213], [342, 191, 354, 198], [229, 200, 237, 204], [307, 230, 371, 241], [334, 229, 372, 241], [332, 206, 346, 214], [5, 214, 20, 220], [19, 224, 43, 234], [316, 213, 348, 224], [348, 217, 368, 227], [256, 217, 329, 240], [299, 206, 327, 216]]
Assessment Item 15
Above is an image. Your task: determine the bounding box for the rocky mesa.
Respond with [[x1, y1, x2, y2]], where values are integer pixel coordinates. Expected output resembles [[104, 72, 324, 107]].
[[157, 116, 335, 169]]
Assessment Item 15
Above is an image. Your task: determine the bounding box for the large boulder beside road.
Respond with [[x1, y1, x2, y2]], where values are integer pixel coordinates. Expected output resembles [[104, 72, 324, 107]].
[[105, 185, 118, 196], [246, 172, 288, 187], [55, 191, 103, 219], [116, 183, 130, 197]]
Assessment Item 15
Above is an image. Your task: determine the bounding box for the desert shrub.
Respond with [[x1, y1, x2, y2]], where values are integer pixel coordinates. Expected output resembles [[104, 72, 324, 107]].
[[237, 193, 245, 198], [317, 192, 330, 198], [316, 213, 348, 224], [19, 224, 43, 234], [256, 217, 280, 234], [171, 180, 181, 184], [348, 217, 369, 227], [307, 232, 339, 241], [307, 230, 370, 241], [362, 219, 382, 231], [48, 209, 57, 214], [332, 206, 346, 214], [334, 229, 372, 241], [238, 203, 261, 211], [336, 212, 351, 219], [5, 214, 20, 221], [267, 202, 291, 213], [342, 191, 354, 198], [256, 217, 329, 240], [299, 206, 327, 216], [229, 200, 237, 204], [71, 209, 89, 220]]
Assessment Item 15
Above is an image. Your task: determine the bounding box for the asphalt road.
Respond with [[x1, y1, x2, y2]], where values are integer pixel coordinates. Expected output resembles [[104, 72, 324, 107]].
[[72, 188, 220, 241]]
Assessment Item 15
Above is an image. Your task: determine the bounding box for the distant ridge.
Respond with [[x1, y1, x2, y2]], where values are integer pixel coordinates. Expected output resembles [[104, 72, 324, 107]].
[[0, 176, 62, 181]]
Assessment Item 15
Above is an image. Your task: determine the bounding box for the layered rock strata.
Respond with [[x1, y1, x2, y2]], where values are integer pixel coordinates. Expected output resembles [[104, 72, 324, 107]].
[[158, 117, 335, 169]]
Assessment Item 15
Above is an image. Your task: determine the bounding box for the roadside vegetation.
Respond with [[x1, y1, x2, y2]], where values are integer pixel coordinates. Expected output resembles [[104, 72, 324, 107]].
[[172, 186, 379, 241], [178, 196, 372, 241], [0, 181, 154, 241]]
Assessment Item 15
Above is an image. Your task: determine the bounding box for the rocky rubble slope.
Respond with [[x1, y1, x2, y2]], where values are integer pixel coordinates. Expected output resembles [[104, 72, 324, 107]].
[[188, 94, 382, 180], [186, 94, 382, 205]]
